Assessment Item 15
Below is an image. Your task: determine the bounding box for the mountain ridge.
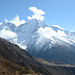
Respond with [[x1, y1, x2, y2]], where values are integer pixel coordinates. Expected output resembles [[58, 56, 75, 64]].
[[0, 19, 75, 64]]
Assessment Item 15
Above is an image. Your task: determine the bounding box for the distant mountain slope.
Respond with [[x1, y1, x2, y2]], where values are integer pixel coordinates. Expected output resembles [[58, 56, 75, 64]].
[[0, 19, 75, 64], [0, 38, 75, 75]]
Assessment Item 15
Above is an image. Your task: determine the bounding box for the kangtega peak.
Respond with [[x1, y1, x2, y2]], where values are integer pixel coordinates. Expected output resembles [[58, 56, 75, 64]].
[[0, 19, 75, 64]]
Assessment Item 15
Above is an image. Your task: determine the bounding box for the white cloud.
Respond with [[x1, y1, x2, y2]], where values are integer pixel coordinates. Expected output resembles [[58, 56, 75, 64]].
[[37, 27, 67, 44], [0, 23, 2, 25], [37, 27, 66, 38], [5, 15, 26, 26], [10, 38, 27, 50], [28, 7, 45, 21], [17, 43, 27, 50], [0, 29, 17, 39]]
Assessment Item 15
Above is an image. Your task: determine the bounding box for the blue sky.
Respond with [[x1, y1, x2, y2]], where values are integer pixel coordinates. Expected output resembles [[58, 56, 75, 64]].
[[0, 0, 75, 31]]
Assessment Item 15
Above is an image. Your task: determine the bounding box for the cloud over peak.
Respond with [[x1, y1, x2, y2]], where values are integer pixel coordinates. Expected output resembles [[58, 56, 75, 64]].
[[0, 23, 2, 25], [28, 7, 45, 21], [5, 15, 26, 26], [0, 29, 17, 39]]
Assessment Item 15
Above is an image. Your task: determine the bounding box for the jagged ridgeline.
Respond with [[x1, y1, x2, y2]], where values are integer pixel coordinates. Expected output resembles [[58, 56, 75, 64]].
[[0, 19, 75, 65]]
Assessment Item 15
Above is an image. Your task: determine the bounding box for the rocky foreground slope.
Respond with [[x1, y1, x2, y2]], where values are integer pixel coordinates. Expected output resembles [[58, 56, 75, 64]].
[[0, 57, 42, 75], [0, 38, 75, 75]]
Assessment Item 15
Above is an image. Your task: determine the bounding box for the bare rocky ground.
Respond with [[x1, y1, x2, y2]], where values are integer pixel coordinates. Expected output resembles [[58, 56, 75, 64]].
[[0, 38, 75, 75]]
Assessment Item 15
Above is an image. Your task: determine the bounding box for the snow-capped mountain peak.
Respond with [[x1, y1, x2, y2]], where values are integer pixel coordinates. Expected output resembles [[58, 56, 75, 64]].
[[52, 25, 64, 30], [1, 19, 75, 64], [0, 19, 75, 51]]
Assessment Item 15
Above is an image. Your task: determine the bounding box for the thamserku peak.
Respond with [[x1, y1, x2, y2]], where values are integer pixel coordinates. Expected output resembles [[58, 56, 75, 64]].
[[0, 19, 75, 64]]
